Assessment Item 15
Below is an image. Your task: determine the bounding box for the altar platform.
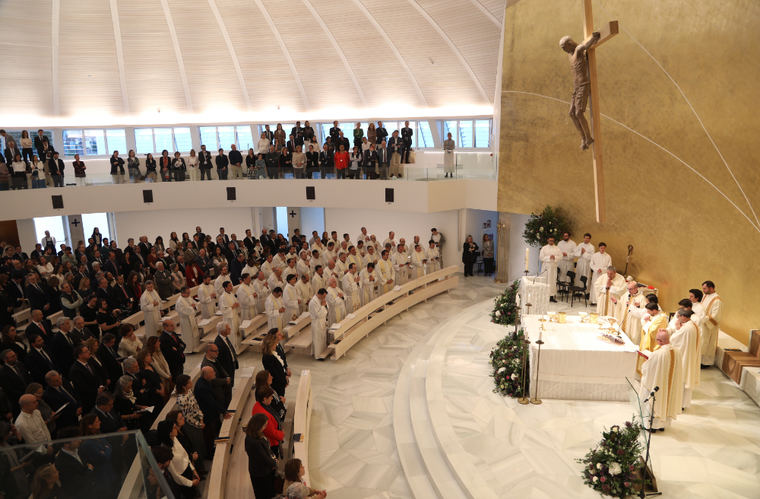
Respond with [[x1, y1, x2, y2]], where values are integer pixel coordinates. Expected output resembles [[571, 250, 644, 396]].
[[524, 314, 638, 401]]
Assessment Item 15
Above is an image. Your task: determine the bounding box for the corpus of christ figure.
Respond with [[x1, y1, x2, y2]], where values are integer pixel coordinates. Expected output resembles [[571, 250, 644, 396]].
[[560, 31, 600, 150]]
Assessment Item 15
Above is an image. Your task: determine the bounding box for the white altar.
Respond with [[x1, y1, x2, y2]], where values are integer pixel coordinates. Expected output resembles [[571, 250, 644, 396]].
[[524, 314, 637, 401], [519, 275, 549, 317]]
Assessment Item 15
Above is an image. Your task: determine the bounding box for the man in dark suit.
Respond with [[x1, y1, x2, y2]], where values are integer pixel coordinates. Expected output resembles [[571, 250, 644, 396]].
[[25, 309, 53, 346], [200, 343, 231, 406], [69, 344, 103, 413], [25, 333, 56, 384], [0, 349, 32, 414], [290, 121, 304, 147], [93, 393, 126, 433], [48, 151, 65, 187], [401, 121, 414, 163], [109, 274, 131, 312], [33, 129, 49, 159], [24, 274, 50, 313], [243, 229, 256, 254], [214, 323, 239, 386], [70, 316, 87, 345], [43, 370, 81, 431], [159, 319, 185, 380], [97, 334, 122, 388], [54, 427, 95, 496], [375, 120, 388, 144], [329, 121, 341, 144], [376, 140, 390, 179], [50, 317, 76, 375], [194, 366, 230, 449]]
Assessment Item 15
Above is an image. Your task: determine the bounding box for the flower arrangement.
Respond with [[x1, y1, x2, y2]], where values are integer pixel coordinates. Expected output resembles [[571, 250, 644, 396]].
[[522, 205, 573, 247], [577, 421, 644, 498], [491, 280, 520, 326], [489, 329, 529, 398]]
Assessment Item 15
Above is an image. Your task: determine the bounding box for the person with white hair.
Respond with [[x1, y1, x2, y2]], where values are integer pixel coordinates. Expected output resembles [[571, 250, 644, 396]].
[[638, 329, 684, 432], [252, 271, 269, 314], [218, 281, 240, 349], [594, 266, 626, 317], [176, 287, 200, 353], [265, 287, 286, 333], [341, 264, 361, 313], [359, 262, 379, 306], [283, 274, 301, 323], [140, 280, 162, 337], [326, 278, 346, 326], [309, 289, 329, 359], [236, 273, 256, 321], [15, 393, 51, 446], [197, 275, 217, 319]]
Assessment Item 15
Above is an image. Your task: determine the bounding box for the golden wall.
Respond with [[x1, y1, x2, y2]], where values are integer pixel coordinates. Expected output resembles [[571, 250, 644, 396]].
[[498, 0, 760, 343]]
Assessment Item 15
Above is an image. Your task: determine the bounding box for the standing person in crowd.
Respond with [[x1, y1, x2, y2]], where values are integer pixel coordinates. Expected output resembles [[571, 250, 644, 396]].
[[198, 145, 212, 180], [186, 149, 199, 181], [700, 280, 721, 368], [292, 146, 306, 179], [274, 124, 286, 150], [443, 132, 455, 178], [110, 151, 125, 184], [20, 130, 34, 163], [251, 386, 284, 457], [319, 143, 333, 179], [388, 131, 402, 178], [174, 374, 207, 462], [261, 329, 288, 399], [145, 153, 157, 181], [400, 121, 413, 163], [172, 152, 186, 182], [375, 120, 388, 144], [482, 234, 495, 275], [71, 153, 87, 186], [127, 149, 140, 182], [334, 144, 349, 179], [48, 151, 65, 187], [245, 413, 278, 499], [353, 122, 364, 149], [159, 150, 172, 182], [228, 144, 243, 179], [462, 235, 479, 277], [265, 145, 280, 179], [257, 132, 271, 157]]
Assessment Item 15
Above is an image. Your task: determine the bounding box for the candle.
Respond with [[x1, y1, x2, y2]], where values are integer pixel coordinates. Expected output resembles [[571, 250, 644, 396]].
[[524, 247, 530, 272], [539, 329, 543, 342]]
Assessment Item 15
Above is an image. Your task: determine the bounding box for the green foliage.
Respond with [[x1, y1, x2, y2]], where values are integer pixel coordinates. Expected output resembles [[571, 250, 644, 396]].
[[489, 328, 530, 398], [522, 206, 573, 247], [577, 421, 644, 498], [490, 280, 519, 326]]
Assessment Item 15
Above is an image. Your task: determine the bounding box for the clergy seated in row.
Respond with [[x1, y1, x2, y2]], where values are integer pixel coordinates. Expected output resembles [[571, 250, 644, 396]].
[[593, 266, 625, 317], [638, 330, 683, 432], [539, 237, 563, 302]]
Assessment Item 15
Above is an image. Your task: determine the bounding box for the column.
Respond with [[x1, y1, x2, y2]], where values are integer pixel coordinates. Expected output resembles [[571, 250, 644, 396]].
[[496, 212, 510, 282]]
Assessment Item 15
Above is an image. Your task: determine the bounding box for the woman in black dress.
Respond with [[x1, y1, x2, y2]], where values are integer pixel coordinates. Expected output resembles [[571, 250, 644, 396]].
[[461, 235, 479, 277], [245, 413, 278, 499], [261, 329, 288, 398]]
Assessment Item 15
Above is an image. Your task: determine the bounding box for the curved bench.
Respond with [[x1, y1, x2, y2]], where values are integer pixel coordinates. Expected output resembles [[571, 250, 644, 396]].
[[291, 370, 313, 484], [328, 266, 459, 360]]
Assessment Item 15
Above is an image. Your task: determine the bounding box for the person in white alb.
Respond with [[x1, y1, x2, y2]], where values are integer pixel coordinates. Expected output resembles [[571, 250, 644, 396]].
[[341, 264, 361, 313], [359, 262, 378, 305], [283, 274, 301, 323], [309, 289, 329, 359], [688, 288, 705, 327], [393, 244, 410, 285], [556, 232, 577, 285], [573, 233, 594, 292], [594, 266, 626, 317], [214, 266, 230, 297], [296, 252, 311, 279], [638, 330, 683, 432], [377, 250, 395, 293], [176, 287, 200, 353], [311, 266, 328, 296], [260, 254, 275, 278], [218, 281, 240, 349], [265, 287, 286, 333], [382, 232, 396, 253], [197, 275, 216, 319], [15, 394, 52, 446], [326, 278, 346, 326], [617, 280, 648, 345], [668, 309, 700, 409], [410, 245, 427, 279], [252, 271, 269, 314], [236, 273, 256, 321], [539, 237, 564, 302], [347, 246, 362, 271], [140, 280, 163, 337], [296, 274, 313, 314], [268, 267, 285, 295], [699, 280, 722, 367], [426, 240, 440, 274], [589, 242, 612, 305]]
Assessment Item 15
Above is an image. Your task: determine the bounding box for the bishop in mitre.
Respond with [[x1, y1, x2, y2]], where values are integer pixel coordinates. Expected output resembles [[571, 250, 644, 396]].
[[637, 302, 668, 375], [668, 309, 700, 409], [539, 236, 563, 302], [639, 330, 684, 432], [616, 280, 648, 345], [594, 266, 625, 317]]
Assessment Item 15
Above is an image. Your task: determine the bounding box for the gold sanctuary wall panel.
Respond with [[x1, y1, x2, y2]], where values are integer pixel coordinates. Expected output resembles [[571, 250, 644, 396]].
[[498, 0, 760, 343]]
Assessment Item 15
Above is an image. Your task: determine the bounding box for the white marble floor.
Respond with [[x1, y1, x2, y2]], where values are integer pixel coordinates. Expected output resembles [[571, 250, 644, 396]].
[[207, 276, 760, 498]]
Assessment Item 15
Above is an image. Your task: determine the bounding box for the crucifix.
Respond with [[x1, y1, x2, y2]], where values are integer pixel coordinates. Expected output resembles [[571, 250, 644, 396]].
[[559, 0, 618, 223], [70, 218, 80, 227]]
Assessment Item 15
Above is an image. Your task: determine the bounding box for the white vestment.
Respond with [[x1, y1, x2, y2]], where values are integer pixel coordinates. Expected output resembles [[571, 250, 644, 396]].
[[392, 252, 409, 285], [309, 295, 328, 359], [235, 283, 256, 321], [296, 280, 313, 313], [311, 273, 328, 296], [140, 289, 162, 337], [252, 278, 269, 314], [556, 239, 577, 283], [267, 274, 284, 293], [539, 244, 563, 296], [376, 258, 395, 293], [176, 295, 199, 353], [197, 283, 216, 318], [639, 344, 683, 429], [341, 272, 361, 313], [214, 274, 229, 297], [283, 283, 301, 322], [699, 293, 721, 366], [669, 320, 700, 408], [326, 286, 346, 326], [593, 273, 626, 316], [425, 246, 440, 274], [260, 260, 274, 278], [588, 251, 612, 302], [265, 294, 285, 332], [410, 250, 427, 279], [218, 291, 240, 348], [619, 292, 648, 345], [359, 268, 378, 305], [296, 260, 311, 279], [573, 242, 594, 288]]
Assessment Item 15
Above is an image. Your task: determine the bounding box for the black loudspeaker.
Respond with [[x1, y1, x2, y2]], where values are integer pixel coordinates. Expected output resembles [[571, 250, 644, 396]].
[[51, 195, 63, 209], [306, 186, 315, 200], [227, 187, 236, 201], [143, 190, 153, 203], [385, 188, 394, 203]]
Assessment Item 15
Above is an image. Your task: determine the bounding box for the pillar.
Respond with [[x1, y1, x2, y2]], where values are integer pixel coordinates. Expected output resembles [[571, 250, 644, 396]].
[[496, 212, 510, 282]]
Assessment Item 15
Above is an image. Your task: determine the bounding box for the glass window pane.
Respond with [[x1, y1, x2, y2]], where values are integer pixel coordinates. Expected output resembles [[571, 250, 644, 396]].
[[34, 216, 67, 248], [458, 120, 473, 148], [320, 124, 331, 142], [236, 125, 254, 151], [154, 128, 173, 154], [135, 128, 154, 155], [418, 121, 434, 148], [443, 121, 458, 145], [199, 127, 218, 151], [106, 129, 127, 154], [475, 120, 491, 148], [84, 129, 106, 155], [216, 126, 235, 151], [173, 127, 192, 153], [62, 130, 84, 157], [82, 212, 110, 242]]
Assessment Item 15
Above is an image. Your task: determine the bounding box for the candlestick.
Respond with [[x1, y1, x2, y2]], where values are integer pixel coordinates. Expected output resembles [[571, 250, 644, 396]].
[[524, 247, 530, 272]]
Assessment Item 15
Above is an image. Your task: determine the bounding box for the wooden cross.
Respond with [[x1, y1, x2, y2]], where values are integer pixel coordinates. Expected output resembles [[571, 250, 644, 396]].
[[582, 0, 618, 224]]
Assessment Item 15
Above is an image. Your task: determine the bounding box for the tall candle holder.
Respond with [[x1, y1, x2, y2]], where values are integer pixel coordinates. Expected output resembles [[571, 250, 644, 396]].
[[531, 325, 545, 405], [517, 335, 531, 405]]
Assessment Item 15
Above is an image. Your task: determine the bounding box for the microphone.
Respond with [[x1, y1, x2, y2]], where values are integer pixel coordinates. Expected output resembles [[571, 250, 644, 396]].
[[643, 385, 659, 403]]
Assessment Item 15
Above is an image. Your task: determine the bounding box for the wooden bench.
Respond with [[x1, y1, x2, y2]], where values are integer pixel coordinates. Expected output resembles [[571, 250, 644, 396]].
[[328, 266, 458, 360], [292, 370, 313, 485], [284, 313, 313, 356], [13, 307, 31, 333], [150, 365, 202, 430]]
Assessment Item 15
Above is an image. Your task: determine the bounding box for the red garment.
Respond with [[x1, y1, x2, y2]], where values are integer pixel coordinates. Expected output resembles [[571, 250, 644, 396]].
[[252, 401, 284, 447], [185, 263, 204, 287], [334, 151, 349, 170]]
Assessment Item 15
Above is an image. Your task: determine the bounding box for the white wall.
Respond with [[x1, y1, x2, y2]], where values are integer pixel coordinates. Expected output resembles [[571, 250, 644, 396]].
[[506, 213, 543, 282], [300, 207, 325, 237]]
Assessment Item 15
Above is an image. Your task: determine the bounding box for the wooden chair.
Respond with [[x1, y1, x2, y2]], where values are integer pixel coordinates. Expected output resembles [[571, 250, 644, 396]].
[[570, 274, 588, 307]]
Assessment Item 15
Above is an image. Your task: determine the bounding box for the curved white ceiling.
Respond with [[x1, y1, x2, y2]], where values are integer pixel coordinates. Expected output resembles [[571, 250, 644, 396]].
[[0, 0, 504, 125]]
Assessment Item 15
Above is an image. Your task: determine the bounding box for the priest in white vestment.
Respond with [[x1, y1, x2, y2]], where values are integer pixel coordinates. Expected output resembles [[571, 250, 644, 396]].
[[589, 242, 612, 304], [393, 245, 410, 285], [214, 266, 230, 297], [638, 302, 668, 375], [594, 266, 626, 316], [377, 251, 395, 294], [688, 288, 705, 327], [265, 287, 286, 333], [252, 271, 269, 314], [617, 281, 648, 345], [699, 281, 722, 367], [639, 330, 683, 431], [539, 237, 563, 301], [425, 241, 440, 274], [341, 264, 361, 313], [218, 281, 241, 349], [359, 262, 378, 306], [140, 280, 162, 337], [197, 275, 217, 319], [309, 290, 329, 359], [296, 253, 311, 279], [296, 274, 313, 314], [573, 233, 594, 290], [176, 287, 199, 353], [268, 267, 285, 295], [311, 266, 328, 296], [347, 247, 362, 273], [326, 278, 346, 326], [410, 245, 427, 279], [236, 274, 256, 321], [668, 309, 700, 409], [365, 245, 379, 268], [260, 255, 275, 278], [556, 232, 577, 284], [283, 274, 301, 323]]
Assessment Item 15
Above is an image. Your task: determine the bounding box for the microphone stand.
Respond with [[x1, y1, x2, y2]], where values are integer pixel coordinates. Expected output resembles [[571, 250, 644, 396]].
[[639, 389, 662, 498]]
